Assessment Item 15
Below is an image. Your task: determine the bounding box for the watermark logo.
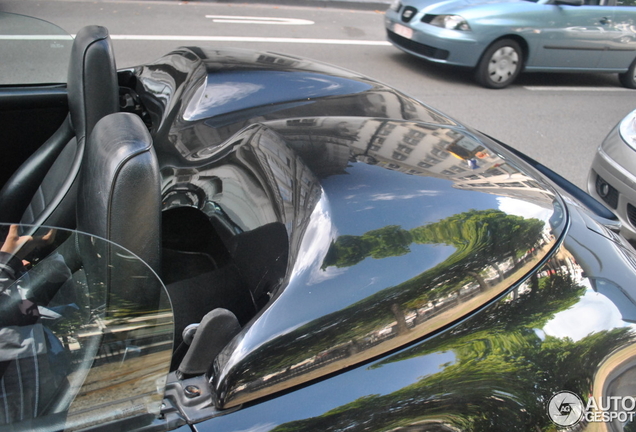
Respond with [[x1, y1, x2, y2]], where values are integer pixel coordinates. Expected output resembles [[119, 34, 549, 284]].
[[547, 391, 585, 427], [547, 391, 636, 426]]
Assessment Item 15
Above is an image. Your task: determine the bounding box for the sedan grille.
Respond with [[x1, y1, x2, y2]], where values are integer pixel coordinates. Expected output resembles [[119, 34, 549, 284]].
[[387, 30, 450, 60], [421, 15, 436, 24], [628, 203, 636, 228], [401, 6, 418, 23], [595, 174, 619, 209]]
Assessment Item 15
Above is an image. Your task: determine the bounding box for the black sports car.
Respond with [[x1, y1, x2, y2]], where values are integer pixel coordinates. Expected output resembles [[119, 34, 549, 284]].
[[2, 12, 636, 432]]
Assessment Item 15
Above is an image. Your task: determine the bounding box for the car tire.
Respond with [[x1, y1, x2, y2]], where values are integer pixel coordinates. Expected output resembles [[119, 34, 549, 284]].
[[475, 39, 523, 89], [619, 58, 636, 89]]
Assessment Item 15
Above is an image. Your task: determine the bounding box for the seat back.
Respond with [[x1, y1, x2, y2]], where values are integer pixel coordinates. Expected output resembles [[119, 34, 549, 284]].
[[0, 25, 118, 231], [77, 112, 161, 307]]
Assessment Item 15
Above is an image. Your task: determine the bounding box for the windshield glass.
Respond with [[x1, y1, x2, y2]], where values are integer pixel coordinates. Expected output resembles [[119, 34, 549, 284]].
[[0, 223, 173, 432], [0, 13, 72, 85]]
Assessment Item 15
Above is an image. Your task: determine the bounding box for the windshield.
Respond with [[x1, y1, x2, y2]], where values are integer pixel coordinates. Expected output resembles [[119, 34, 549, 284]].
[[0, 223, 173, 432], [0, 13, 72, 85]]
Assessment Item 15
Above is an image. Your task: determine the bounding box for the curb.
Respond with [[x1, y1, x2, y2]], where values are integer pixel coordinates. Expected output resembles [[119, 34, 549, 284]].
[[211, 0, 392, 11]]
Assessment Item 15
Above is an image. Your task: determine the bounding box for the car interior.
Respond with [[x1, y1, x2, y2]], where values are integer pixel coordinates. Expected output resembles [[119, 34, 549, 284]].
[[0, 22, 295, 429], [0, 25, 119, 233]]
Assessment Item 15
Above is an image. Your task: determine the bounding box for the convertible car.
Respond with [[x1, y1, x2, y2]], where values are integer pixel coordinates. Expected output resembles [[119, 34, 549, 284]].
[[2, 12, 636, 432]]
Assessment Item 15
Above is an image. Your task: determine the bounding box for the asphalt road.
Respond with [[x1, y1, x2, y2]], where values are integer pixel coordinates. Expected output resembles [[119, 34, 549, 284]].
[[2, 0, 635, 189]]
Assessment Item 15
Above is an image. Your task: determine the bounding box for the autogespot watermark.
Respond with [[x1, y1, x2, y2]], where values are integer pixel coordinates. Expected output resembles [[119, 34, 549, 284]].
[[547, 391, 636, 427]]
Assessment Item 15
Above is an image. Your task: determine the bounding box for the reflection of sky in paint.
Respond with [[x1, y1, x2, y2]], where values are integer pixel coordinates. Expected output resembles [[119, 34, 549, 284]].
[[322, 161, 515, 235], [497, 196, 553, 222], [543, 285, 627, 342], [183, 70, 372, 121], [289, 196, 336, 284], [206, 350, 456, 432], [184, 81, 264, 121]]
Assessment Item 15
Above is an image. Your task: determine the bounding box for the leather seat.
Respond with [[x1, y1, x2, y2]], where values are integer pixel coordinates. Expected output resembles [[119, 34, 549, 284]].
[[0, 26, 118, 231], [76, 111, 162, 305], [0, 112, 160, 428]]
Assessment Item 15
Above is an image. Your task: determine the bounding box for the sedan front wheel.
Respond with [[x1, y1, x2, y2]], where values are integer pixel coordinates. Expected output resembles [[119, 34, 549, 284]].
[[475, 39, 523, 89]]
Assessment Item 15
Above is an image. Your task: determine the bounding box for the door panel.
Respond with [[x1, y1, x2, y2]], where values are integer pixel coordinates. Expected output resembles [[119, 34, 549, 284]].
[[601, 5, 636, 69], [538, 5, 615, 69]]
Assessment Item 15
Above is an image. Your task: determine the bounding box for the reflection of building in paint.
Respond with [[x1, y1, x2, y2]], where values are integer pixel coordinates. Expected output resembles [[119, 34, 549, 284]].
[[453, 173, 556, 211], [249, 127, 323, 238], [269, 117, 558, 211], [161, 124, 324, 240], [349, 120, 502, 179], [346, 119, 558, 210], [264, 118, 563, 229], [273, 118, 354, 178]]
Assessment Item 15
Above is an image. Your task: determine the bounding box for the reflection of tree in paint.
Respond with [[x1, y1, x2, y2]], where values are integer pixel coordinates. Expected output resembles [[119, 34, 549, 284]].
[[323, 209, 545, 288], [324, 209, 544, 268], [273, 270, 634, 432], [230, 210, 547, 389]]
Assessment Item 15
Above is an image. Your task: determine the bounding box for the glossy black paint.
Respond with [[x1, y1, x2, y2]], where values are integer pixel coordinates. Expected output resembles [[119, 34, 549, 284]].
[[196, 233, 636, 432], [190, 149, 636, 430], [207, 119, 562, 409], [127, 46, 636, 431], [132, 47, 456, 165]]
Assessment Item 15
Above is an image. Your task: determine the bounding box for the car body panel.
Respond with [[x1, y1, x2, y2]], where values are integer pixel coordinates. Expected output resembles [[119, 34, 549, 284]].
[[138, 47, 567, 410], [203, 118, 562, 409], [196, 207, 636, 431], [385, 0, 636, 73], [132, 46, 458, 164], [139, 47, 636, 431]]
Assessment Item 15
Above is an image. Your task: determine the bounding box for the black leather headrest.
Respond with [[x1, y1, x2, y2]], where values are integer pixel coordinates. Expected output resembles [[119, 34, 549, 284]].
[[67, 25, 118, 144]]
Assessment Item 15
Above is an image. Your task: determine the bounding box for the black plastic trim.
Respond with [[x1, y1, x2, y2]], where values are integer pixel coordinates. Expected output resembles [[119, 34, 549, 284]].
[[0, 86, 68, 110], [387, 30, 450, 60]]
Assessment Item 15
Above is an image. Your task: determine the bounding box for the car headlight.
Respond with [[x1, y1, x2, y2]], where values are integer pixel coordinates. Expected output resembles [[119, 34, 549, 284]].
[[389, 0, 401, 11], [619, 108, 636, 151], [429, 15, 471, 31]]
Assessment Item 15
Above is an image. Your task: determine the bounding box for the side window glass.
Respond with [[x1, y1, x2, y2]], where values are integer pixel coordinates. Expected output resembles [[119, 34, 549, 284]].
[[0, 13, 72, 85], [0, 224, 173, 431]]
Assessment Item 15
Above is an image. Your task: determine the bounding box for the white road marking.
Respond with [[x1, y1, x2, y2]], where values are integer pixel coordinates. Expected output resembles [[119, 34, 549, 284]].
[[524, 86, 631, 92], [110, 35, 391, 46], [0, 35, 73, 40], [205, 15, 314, 25]]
